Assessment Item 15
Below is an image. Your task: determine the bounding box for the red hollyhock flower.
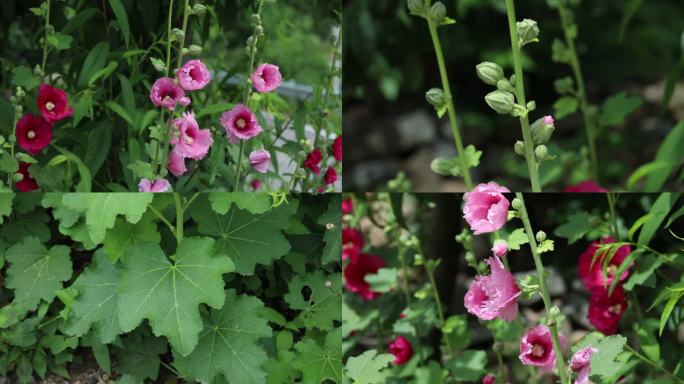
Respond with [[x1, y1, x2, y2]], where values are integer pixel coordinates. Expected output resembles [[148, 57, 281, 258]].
[[342, 228, 363, 261], [251, 179, 262, 191], [324, 167, 337, 185], [388, 336, 413, 365], [563, 180, 608, 192], [344, 253, 384, 300], [482, 375, 496, 384], [332, 136, 342, 162], [16, 114, 53, 155], [37, 84, 73, 123], [342, 197, 353, 215], [588, 285, 628, 335], [578, 237, 631, 291], [15, 162, 39, 192], [303, 148, 323, 175]]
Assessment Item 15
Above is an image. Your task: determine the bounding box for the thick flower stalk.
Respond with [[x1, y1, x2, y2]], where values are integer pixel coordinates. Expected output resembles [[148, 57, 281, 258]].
[[514, 193, 570, 384]]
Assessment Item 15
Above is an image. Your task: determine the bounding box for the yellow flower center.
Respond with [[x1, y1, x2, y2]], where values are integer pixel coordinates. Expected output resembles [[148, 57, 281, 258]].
[[185, 135, 194, 145], [45, 101, 55, 111], [237, 118, 246, 129], [606, 264, 617, 277], [532, 344, 544, 357], [27, 130, 36, 139], [609, 304, 622, 314]]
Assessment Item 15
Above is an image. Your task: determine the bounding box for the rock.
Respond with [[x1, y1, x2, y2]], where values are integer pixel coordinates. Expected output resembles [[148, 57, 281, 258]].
[[395, 110, 436, 150]]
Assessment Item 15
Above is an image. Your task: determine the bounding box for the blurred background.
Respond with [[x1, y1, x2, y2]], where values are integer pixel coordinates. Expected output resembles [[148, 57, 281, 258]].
[[342, 0, 684, 192]]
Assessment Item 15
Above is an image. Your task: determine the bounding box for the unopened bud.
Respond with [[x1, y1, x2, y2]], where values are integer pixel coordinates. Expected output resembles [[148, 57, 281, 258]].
[[186, 44, 202, 55], [535, 145, 548, 161], [425, 88, 446, 109], [407, 0, 424, 15], [192, 4, 206, 15], [526, 101, 536, 111], [12, 172, 24, 182], [535, 231, 546, 243], [530, 115, 555, 144], [485, 90, 515, 115], [171, 28, 185, 39], [476, 62, 504, 86], [250, 14, 261, 27], [517, 19, 540, 46], [514, 141, 525, 156], [255, 26, 264, 36], [429, 2, 447, 24], [511, 198, 523, 210], [496, 79, 515, 93]]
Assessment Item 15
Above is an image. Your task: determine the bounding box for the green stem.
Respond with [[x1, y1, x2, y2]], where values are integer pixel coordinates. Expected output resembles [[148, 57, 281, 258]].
[[314, 23, 341, 150], [175, 0, 191, 70], [505, 0, 542, 192], [41, 0, 51, 80], [528, 365, 538, 384], [174, 193, 184, 244], [424, 260, 454, 358], [606, 193, 619, 239], [233, 140, 246, 192], [164, 0, 175, 77], [425, 13, 473, 190], [152, 0, 176, 178], [556, 3, 599, 183], [148, 205, 175, 236], [398, 247, 412, 307], [516, 193, 570, 384], [624, 344, 684, 384]]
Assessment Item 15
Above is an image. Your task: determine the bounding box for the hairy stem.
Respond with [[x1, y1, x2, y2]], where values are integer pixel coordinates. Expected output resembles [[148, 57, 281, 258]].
[[174, 193, 184, 244], [505, 0, 541, 192], [425, 11, 473, 190], [41, 0, 51, 80], [556, 3, 599, 182], [148, 205, 175, 235], [424, 259, 455, 358], [516, 193, 569, 384]]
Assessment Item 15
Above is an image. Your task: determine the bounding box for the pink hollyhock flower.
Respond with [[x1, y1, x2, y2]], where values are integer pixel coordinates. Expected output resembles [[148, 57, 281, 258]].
[[519, 325, 567, 372], [303, 149, 323, 175], [251, 179, 262, 191], [342, 197, 353, 215], [563, 180, 608, 192], [344, 253, 385, 300], [482, 375, 496, 384], [249, 149, 271, 174], [150, 77, 190, 111], [220, 104, 262, 141], [177, 59, 211, 91], [252, 63, 282, 93], [342, 228, 364, 261], [588, 285, 627, 335], [170, 112, 213, 160], [332, 136, 342, 162], [138, 178, 171, 193], [570, 346, 598, 384], [388, 336, 413, 365], [15, 162, 39, 192], [578, 237, 631, 291], [16, 114, 53, 155], [324, 167, 338, 185], [463, 182, 510, 235], [492, 240, 508, 257], [37, 84, 73, 123], [168, 150, 187, 177], [464, 256, 521, 321]]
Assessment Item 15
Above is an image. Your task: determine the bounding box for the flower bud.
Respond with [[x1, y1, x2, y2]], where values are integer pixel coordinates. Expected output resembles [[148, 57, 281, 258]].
[[476, 62, 504, 86], [496, 79, 514, 93], [485, 90, 515, 115], [535, 230, 546, 243], [246, 36, 256, 48], [429, 2, 447, 24], [12, 172, 24, 182], [256, 26, 264, 36], [511, 198, 523, 210], [250, 14, 262, 27], [530, 115, 555, 144], [171, 27, 185, 39], [517, 19, 540, 46], [192, 4, 206, 16], [299, 139, 313, 153], [425, 88, 446, 109], [526, 101, 536, 111], [407, 0, 424, 15], [514, 140, 525, 156], [187, 44, 202, 55], [535, 145, 548, 161]]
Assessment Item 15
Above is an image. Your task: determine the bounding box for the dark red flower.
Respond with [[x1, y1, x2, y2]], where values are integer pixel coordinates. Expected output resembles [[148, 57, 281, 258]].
[[342, 228, 364, 261], [344, 253, 384, 300], [15, 162, 38, 192], [16, 114, 53, 155], [251, 178, 262, 191], [588, 285, 628, 335], [482, 375, 496, 384], [332, 136, 342, 162], [578, 237, 631, 291], [303, 148, 323, 175], [342, 197, 353, 215], [388, 336, 413, 365], [563, 180, 608, 192], [324, 167, 337, 185], [37, 84, 73, 123]]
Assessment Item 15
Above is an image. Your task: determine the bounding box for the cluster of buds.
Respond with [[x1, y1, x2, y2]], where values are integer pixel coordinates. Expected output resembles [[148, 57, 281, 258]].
[[477, 62, 535, 117], [407, 0, 455, 26]]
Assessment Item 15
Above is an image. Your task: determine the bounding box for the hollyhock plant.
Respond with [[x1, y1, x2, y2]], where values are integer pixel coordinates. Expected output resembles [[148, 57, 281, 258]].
[[342, 197, 353, 215], [138, 178, 171, 193], [570, 346, 598, 384], [14, 162, 39, 192], [492, 240, 508, 257], [519, 325, 567, 372], [464, 256, 521, 321], [344, 253, 385, 300], [303, 149, 323, 175], [249, 149, 271, 174], [332, 135, 342, 161], [168, 150, 187, 177], [150, 77, 190, 111], [220, 104, 262, 141], [324, 167, 337, 185], [588, 285, 628, 335], [342, 228, 364, 261], [463, 182, 510, 235], [37, 84, 73, 123], [578, 237, 632, 290], [388, 336, 413, 365], [177, 59, 212, 91], [563, 180, 608, 192], [252, 63, 282, 93], [16, 114, 53, 155], [251, 179, 262, 191], [170, 112, 213, 160]]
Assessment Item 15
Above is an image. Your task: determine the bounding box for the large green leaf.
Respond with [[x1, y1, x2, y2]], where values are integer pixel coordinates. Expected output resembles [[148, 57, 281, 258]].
[[0, 192, 13, 224], [108, 0, 131, 47], [284, 271, 341, 331], [0, 209, 50, 243], [342, 348, 391, 384], [114, 327, 167, 381], [173, 290, 272, 384], [78, 42, 110, 88], [193, 196, 297, 275], [5, 236, 72, 307], [102, 211, 160, 263], [296, 329, 342, 384], [208, 192, 272, 214], [643, 122, 684, 191], [117, 237, 234, 356], [318, 195, 342, 264]]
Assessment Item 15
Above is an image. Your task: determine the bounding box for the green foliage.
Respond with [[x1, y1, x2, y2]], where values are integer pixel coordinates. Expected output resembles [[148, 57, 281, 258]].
[[554, 211, 595, 244], [343, 349, 393, 384]]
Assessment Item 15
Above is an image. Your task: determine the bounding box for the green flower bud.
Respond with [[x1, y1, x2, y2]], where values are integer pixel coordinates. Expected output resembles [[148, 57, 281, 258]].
[[485, 90, 515, 115], [530, 116, 555, 144], [187, 44, 202, 55], [250, 14, 261, 27], [407, 0, 424, 15], [12, 172, 24, 182], [256, 26, 264, 36], [430, 2, 447, 24], [526, 101, 536, 111], [476, 62, 504, 86], [425, 88, 446, 109], [192, 4, 206, 16], [535, 145, 548, 161], [511, 198, 523, 210], [514, 140, 525, 156], [535, 230, 546, 243], [246, 36, 256, 48], [171, 27, 185, 39], [299, 139, 313, 153], [496, 79, 515, 93], [517, 19, 540, 46]]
